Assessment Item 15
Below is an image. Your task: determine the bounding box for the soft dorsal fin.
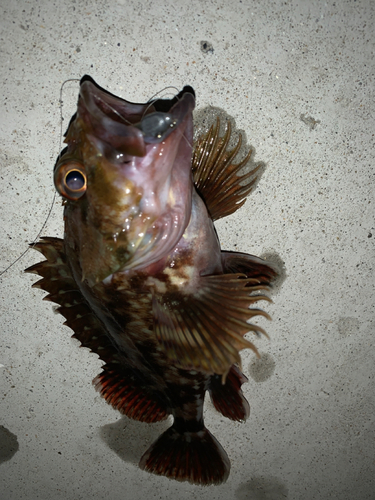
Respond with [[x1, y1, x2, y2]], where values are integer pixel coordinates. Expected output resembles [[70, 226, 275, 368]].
[[192, 118, 261, 221], [152, 273, 272, 377]]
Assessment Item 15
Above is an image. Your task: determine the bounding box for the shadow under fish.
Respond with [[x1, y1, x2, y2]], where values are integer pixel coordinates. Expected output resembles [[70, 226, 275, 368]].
[[26, 75, 278, 485]]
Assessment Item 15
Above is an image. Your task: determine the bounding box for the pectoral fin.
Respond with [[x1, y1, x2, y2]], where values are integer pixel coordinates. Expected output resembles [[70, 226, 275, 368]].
[[152, 273, 272, 376], [222, 251, 279, 285], [192, 118, 261, 221]]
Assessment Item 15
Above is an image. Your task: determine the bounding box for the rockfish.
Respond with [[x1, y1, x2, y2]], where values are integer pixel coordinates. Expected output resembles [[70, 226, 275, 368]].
[[26, 76, 277, 485]]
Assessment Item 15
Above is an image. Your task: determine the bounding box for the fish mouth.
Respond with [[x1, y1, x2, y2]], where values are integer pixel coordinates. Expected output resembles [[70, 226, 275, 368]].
[[61, 76, 196, 284], [78, 75, 195, 158]]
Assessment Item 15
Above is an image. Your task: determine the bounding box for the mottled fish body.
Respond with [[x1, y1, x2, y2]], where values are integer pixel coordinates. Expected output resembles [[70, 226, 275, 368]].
[[26, 76, 277, 485]]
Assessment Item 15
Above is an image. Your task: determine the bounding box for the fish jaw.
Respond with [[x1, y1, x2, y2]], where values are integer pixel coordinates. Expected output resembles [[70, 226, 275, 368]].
[[55, 77, 195, 285]]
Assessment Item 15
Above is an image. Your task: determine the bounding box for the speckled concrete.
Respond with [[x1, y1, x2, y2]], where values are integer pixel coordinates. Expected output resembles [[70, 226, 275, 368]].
[[1, 1, 374, 499]]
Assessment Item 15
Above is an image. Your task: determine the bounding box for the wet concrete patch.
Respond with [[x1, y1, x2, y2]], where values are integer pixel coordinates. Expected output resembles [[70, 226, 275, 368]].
[[248, 352, 276, 382]]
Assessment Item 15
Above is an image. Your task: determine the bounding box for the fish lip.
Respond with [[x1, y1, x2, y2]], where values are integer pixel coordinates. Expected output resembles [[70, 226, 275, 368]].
[[63, 77, 195, 282], [78, 76, 195, 157]]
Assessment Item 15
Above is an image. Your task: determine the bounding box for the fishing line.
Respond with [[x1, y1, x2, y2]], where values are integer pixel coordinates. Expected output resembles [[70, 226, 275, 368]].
[[142, 85, 181, 117], [0, 80, 193, 278], [146, 86, 180, 104], [0, 78, 79, 278], [143, 86, 194, 150], [93, 94, 134, 126], [94, 85, 181, 126], [91, 86, 179, 126], [94, 84, 193, 149]]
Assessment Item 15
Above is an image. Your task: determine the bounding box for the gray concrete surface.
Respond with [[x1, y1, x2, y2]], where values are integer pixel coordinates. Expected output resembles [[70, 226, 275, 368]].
[[1, 0, 374, 499]]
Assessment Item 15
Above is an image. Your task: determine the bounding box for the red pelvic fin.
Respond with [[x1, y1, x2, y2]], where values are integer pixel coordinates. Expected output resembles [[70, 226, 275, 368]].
[[209, 364, 250, 422], [93, 364, 169, 423], [139, 425, 230, 485]]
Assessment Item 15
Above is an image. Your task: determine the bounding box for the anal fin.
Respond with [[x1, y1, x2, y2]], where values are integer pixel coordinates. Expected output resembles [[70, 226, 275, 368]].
[[209, 364, 250, 422]]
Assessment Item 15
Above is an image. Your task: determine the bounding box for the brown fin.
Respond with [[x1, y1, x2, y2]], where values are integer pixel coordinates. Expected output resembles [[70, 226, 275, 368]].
[[192, 118, 260, 221], [139, 425, 230, 485], [25, 237, 118, 364], [153, 274, 272, 375], [93, 364, 169, 423], [209, 364, 250, 422], [222, 251, 279, 285]]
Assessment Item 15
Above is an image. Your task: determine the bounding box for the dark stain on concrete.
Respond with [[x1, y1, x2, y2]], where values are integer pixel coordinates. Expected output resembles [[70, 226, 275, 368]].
[[236, 475, 288, 499], [0, 426, 19, 464]]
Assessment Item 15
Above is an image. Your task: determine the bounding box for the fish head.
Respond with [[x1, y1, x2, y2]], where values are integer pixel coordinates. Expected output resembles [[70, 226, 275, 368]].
[[54, 76, 195, 285]]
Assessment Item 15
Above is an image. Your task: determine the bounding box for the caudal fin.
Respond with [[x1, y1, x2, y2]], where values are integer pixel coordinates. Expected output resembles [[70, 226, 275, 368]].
[[139, 425, 230, 485]]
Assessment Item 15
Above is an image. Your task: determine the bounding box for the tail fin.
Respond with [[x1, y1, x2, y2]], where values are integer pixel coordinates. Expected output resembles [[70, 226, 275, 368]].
[[139, 425, 230, 485]]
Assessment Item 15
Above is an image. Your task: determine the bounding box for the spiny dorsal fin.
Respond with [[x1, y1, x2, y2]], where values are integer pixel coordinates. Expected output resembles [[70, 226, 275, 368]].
[[152, 273, 272, 376], [25, 237, 117, 363], [26, 238, 170, 422], [192, 118, 261, 221]]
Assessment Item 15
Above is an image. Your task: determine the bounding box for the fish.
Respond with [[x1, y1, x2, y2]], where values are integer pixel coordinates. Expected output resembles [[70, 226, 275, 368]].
[[26, 75, 278, 485]]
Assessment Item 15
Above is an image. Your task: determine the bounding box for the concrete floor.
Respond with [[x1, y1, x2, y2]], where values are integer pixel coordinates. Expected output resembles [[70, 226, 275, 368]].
[[1, 0, 374, 499]]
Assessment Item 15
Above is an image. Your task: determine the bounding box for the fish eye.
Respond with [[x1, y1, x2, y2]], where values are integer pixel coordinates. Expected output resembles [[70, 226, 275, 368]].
[[54, 160, 87, 200], [65, 170, 85, 190]]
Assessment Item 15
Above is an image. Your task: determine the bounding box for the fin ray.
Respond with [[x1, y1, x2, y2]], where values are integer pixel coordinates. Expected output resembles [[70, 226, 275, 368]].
[[153, 273, 272, 375], [192, 118, 261, 220], [93, 364, 169, 423], [222, 251, 279, 284], [209, 365, 250, 422], [139, 425, 230, 485]]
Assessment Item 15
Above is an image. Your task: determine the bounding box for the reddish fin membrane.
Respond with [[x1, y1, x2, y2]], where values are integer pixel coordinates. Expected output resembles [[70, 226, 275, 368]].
[[93, 364, 169, 423], [139, 425, 230, 485], [209, 365, 250, 422]]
